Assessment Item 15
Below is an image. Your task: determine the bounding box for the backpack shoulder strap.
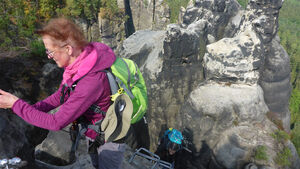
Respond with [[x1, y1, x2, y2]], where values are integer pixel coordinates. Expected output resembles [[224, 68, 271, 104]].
[[60, 76, 85, 104], [106, 60, 135, 99], [115, 76, 135, 99], [102, 69, 119, 95]]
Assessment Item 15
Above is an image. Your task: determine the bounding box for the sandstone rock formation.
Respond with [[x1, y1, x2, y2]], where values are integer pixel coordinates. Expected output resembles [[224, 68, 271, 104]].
[[118, 0, 243, 151], [0, 0, 299, 169], [77, 0, 171, 50], [129, 0, 170, 31], [119, 0, 299, 168]]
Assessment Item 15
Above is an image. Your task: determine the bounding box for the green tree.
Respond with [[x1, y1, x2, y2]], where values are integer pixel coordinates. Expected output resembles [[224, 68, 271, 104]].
[[0, 0, 38, 49], [237, 0, 248, 9], [0, 0, 105, 52], [278, 0, 300, 156], [59, 0, 101, 25], [165, 0, 190, 23], [38, 0, 61, 21], [99, 0, 124, 21], [290, 89, 300, 126], [291, 123, 300, 156]]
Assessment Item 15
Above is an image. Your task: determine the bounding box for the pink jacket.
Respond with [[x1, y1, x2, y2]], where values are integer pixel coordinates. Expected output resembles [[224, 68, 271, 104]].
[[12, 42, 116, 139]]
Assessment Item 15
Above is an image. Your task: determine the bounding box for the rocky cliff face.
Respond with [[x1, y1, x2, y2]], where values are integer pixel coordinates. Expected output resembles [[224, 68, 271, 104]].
[[0, 56, 61, 168], [129, 0, 170, 31], [0, 0, 299, 169], [118, 0, 241, 147], [119, 0, 299, 168], [77, 0, 170, 50]]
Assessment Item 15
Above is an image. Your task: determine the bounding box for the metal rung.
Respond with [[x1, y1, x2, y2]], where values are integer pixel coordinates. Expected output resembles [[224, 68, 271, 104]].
[[159, 160, 174, 168], [129, 148, 174, 169]]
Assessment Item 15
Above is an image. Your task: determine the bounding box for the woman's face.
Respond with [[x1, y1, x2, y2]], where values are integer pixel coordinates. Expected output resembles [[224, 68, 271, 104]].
[[42, 35, 72, 68]]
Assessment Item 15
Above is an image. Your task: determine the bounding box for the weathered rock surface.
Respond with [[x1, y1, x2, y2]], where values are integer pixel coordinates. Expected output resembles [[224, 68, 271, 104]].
[[75, 18, 100, 43], [34, 130, 160, 169], [118, 0, 244, 153], [177, 0, 297, 168], [234, 0, 292, 132], [0, 0, 299, 169], [39, 63, 63, 96], [182, 0, 242, 39], [180, 83, 272, 168], [129, 0, 170, 31], [204, 29, 262, 84], [97, 16, 125, 50], [119, 0, 299, 168], [0, 56, 50, 168], [35, 127, 86, 166], [80, 0, 171, 50], [118, 27, 204, 152]]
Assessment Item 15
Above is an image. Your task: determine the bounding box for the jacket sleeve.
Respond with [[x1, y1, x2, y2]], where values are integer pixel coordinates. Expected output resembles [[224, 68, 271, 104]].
[[32, 85, 63, 112], [12, 72, 110, 131]]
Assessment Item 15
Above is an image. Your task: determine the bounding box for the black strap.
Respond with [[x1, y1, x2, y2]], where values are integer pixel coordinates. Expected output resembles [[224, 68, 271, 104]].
[[60, 84, 69, 104], [88, 132, 105, 154], [60, 77, 83, 104], [89, 104, 106, 115]]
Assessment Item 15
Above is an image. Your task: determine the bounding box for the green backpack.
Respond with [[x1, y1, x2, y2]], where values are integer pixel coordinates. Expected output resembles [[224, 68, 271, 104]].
[[64, 57, 148, 155], [106, 57, 148, 124]]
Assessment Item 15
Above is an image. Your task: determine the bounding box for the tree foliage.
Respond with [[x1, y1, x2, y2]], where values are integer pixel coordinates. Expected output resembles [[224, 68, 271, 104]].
[[279, 0, 300, 125], [99, 0, 125, 22], [0, 0, 38, 49], [37, 0, 61, 21], [58, 0, 101, 25], [0, 0, 123, 53], [237, 0, 248, 9], [291, 122, 300, 157], [278, 0, 300, 156], [165, 0, 190, 23]]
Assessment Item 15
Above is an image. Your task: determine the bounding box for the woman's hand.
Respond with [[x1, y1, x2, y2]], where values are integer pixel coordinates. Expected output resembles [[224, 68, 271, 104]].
[[0, 89, 19, 109]]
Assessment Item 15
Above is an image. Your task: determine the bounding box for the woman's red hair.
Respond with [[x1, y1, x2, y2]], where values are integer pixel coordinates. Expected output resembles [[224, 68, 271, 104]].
[[36, 17, 88, 49]]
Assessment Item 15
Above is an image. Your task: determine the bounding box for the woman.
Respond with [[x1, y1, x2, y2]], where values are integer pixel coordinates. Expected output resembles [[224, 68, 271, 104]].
[[0, 17, 125, 169]]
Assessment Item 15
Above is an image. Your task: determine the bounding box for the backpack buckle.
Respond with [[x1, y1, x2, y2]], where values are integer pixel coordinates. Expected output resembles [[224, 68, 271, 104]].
[[111, 88, 124, 101]]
